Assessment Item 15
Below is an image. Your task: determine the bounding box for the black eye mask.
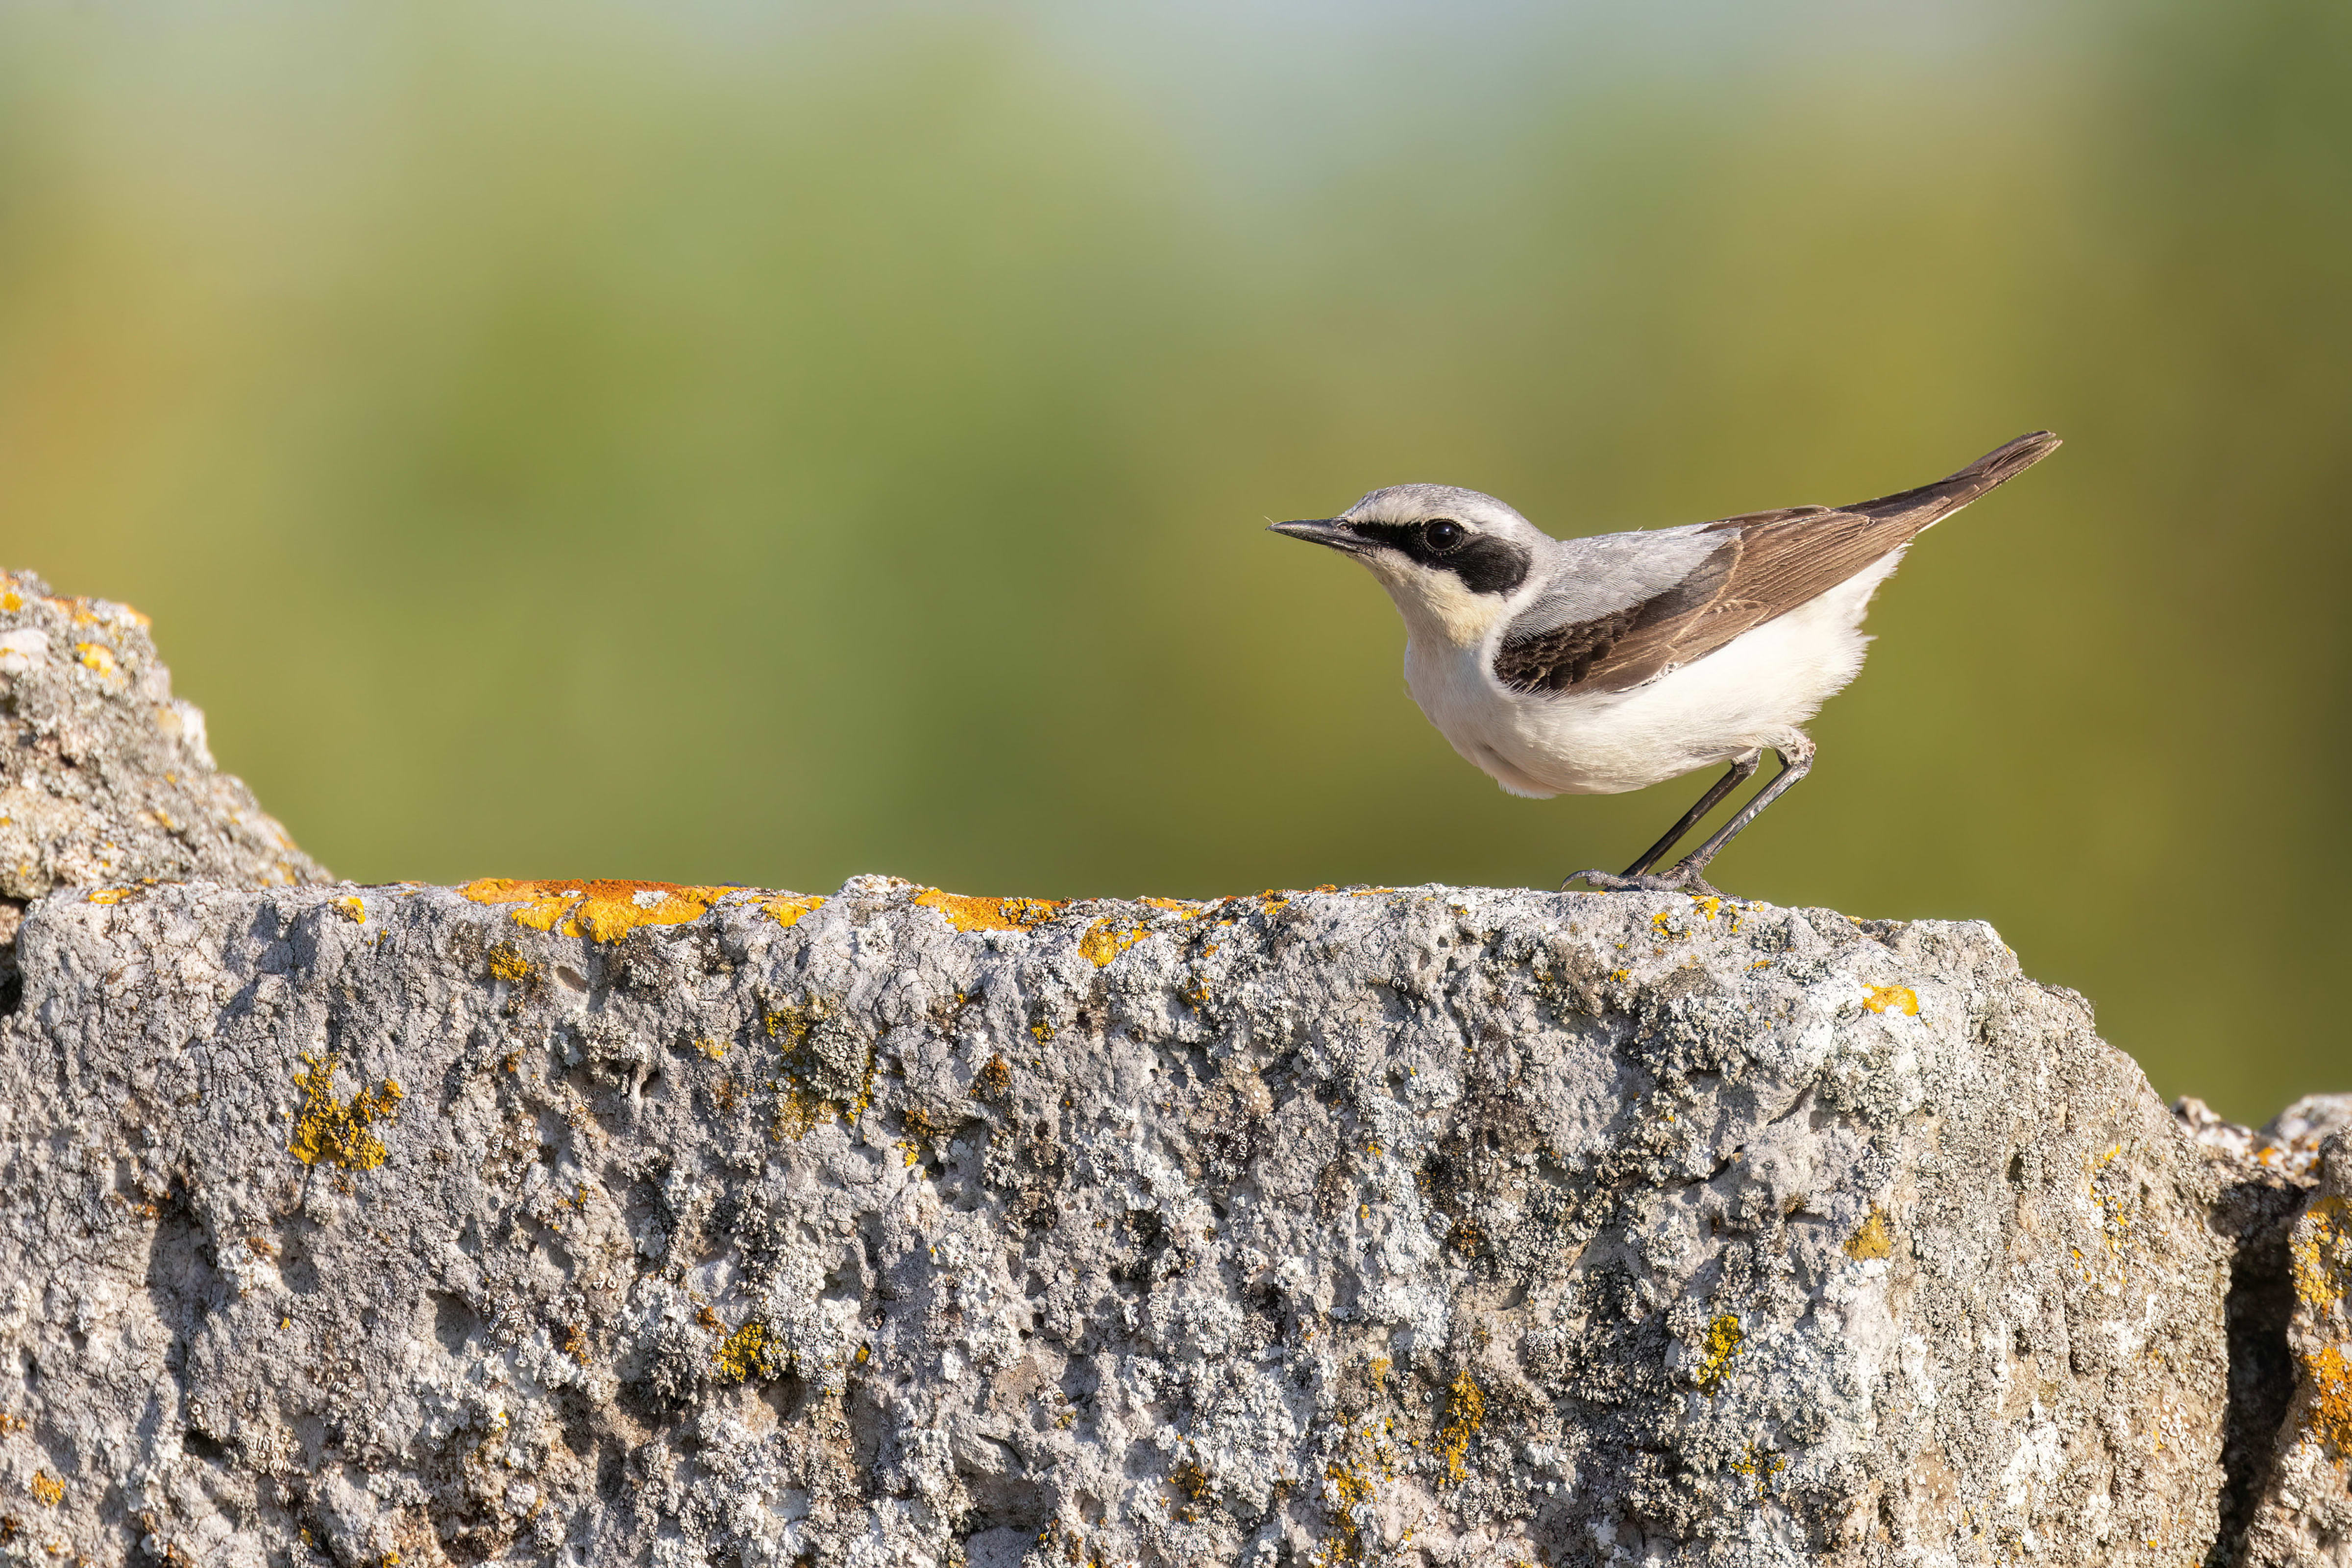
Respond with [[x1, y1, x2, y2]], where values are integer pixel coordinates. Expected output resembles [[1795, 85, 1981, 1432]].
[[1346, 521, 1531, 597]]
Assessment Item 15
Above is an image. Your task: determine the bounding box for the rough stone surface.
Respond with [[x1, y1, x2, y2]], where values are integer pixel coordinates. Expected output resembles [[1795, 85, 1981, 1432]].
[[2179, 1095, 2352, 1566], [0, 578, 2342, 1567], [0, 875, 2247, 1566], [0, 568, 326, 913]]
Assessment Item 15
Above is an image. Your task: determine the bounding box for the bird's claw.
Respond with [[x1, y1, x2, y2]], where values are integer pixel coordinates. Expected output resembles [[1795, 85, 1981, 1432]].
[[1564, 864, 1726, 898]]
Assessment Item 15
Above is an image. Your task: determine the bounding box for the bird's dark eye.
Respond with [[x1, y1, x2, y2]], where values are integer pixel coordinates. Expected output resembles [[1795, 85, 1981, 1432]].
[[1423, 519, 1466, 553]]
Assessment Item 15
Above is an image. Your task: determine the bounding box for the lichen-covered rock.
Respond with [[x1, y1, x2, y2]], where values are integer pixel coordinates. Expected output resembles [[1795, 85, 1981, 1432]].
[[0, 874, 2245, 1566], [2179, 1095, 2352, 1567], [2237, 1135, 2352, 1565], [0, 568, 325, 912]]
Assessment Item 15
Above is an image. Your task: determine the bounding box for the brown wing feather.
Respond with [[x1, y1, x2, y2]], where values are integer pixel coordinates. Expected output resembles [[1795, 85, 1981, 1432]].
[[1494, 431, 2060, 697]]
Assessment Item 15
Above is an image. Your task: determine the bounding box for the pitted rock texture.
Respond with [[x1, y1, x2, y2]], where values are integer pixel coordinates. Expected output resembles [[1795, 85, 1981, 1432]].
[[2179, 1095, 2352, 1566], [0, 876, 2248, 1567], [0, 568, 325, 910]]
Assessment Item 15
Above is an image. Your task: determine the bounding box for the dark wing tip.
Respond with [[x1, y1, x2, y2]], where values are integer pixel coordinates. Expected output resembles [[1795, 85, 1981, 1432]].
[[1958, 430, 2062, 485], [1840, 430, 2063, 525]]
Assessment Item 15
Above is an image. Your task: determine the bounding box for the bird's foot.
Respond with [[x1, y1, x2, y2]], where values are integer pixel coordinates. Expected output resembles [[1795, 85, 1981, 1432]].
[[1565, 863, 1726, 898]]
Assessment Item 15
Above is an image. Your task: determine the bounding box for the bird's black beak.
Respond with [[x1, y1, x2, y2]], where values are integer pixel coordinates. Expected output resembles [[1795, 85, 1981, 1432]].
[[1268, 519, 1364, 554]]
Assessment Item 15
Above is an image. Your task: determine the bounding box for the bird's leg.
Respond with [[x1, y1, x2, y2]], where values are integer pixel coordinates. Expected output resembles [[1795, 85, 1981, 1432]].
[[1617, 751, 1761, 878], [1567, 735, 1814, 896]]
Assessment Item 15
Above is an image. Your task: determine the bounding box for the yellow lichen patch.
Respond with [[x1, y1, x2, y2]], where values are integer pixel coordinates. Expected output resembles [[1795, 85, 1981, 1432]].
[[333, 896, 366, 924], [769, 1081, 833, 1142], [1862, 985, 1919, 1016], [911, 889, 1065, 933], [1077, 917, 1151, 967], [1437, 1369, 1484, 1485], [459, 877, 735, 941], [2305, 1341, 2352, 1458], [86, 887, 136, 906], [74, 642, 119, 678], [1688, 894, 1723, 920], [761, 893, 826, 929], [1730, 1441, 1787, 1488], [0, 589, 19, 613], [486, 944, 537, 987], [713, 1321, 784, 1382], [27, 1473, 59, 1508], [691, 1038, 728, 1061], [1843, 1206, 1895, 1261], [1694, 1313, 1744, 1395], [1311, 1431, 1397, 1568], [289, 1055, 404, 1171], [2291, 1195, 2348, 1309]]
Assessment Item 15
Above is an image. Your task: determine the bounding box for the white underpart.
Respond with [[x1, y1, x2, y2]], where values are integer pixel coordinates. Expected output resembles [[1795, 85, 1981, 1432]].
[[1400, 549, 1907, 798]]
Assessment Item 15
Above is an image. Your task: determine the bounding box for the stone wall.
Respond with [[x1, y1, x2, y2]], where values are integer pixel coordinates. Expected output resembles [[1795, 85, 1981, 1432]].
[[0, 578, 2344, 1568]]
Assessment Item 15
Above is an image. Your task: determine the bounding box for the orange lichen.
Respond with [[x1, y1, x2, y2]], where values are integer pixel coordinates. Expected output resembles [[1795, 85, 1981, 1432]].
[[486, 944, 538, 987], [974, 1055, 1012, 1099], [912, 889, 1065, 933], [74, 642, 119, 678], [86, 887, 136, 906], [1843, 1206, 1894, 1261], [1862, 985, 1919, 1016], [1078, 917, 1151, 967], [761, 894, 826, 929], [460, 878, 736, 941], [1437, 1370, 1484, 1485], [2307, 1341, 2352, 1458], [333, 896, 367, 924], [289, 1055, 404, 1170], [27, 1473, 60, 1508], [2292, 1195, 2347, 1309], [1170, 1456, 1212, 1503]]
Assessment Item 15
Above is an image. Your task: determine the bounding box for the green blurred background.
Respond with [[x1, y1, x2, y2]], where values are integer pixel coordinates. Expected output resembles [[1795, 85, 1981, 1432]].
[[0, 2, 2343, 1118]]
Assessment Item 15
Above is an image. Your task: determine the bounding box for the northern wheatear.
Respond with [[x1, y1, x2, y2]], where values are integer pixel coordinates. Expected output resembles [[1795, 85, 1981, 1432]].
[[1269, 432, 2061, 895]]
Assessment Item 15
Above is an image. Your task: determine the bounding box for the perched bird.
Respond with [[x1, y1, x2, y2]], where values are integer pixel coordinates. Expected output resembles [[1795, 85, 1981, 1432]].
[[1269, 432, 2061, 896]]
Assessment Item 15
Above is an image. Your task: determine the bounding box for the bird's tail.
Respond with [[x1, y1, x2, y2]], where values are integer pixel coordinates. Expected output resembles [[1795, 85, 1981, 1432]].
[[1843, 430, 2063, 530]]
